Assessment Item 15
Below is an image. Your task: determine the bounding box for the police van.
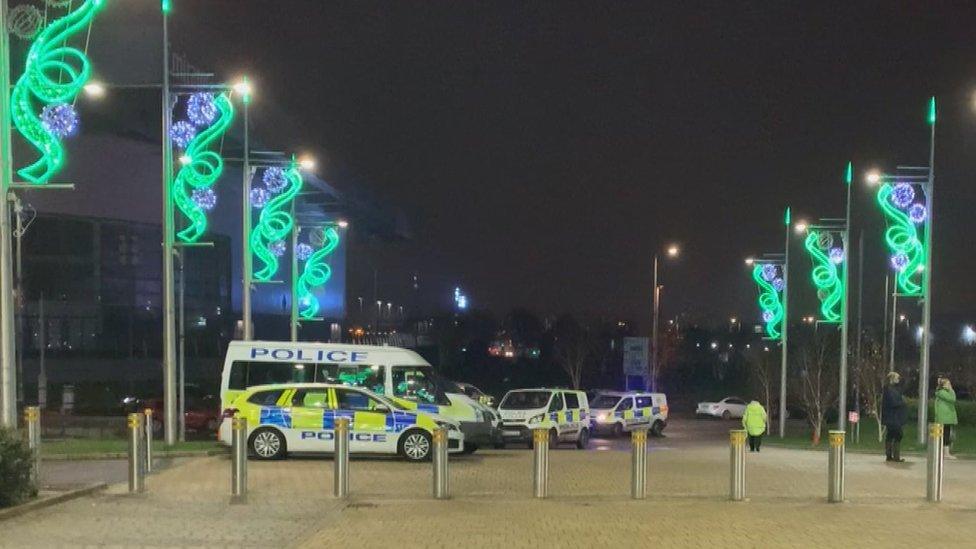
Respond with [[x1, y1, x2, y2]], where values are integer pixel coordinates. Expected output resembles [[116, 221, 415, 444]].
[[219, 341, 500, 453], [497, 388, 590, 449], [218, 383, 464, 461], [588, 391, 668, 437]]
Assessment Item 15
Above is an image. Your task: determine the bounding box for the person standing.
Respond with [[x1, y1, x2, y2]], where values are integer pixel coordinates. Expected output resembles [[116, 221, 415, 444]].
[[742, 400, 767, 452], [934, 375, 958, 460], [882, 372, 907, 463]]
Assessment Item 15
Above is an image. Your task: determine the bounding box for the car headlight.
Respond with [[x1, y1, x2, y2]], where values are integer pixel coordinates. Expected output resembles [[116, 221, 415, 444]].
[[597, 413, 607, 423], [528, 413, 544, 424]]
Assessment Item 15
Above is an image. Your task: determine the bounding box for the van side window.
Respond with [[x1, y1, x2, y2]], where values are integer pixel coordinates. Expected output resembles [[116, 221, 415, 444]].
[[548, 393, 565, 412], [229, 362, 247, 390], [564, 393, 580, 410], [247, 390, 283, 406], [336, 365, 385, 394], [635, 396, 652, 408], [392, 366, 443, 404], [234, 361, 307, 387]]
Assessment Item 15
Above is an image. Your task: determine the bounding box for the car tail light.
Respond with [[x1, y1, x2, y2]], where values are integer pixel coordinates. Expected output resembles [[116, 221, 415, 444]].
[[222, 408, 238, 419]]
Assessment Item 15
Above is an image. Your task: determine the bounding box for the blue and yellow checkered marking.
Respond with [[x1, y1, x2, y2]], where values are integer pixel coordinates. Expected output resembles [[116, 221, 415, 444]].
[[321, 409, 355, 429], [260, 407, 292, 429]]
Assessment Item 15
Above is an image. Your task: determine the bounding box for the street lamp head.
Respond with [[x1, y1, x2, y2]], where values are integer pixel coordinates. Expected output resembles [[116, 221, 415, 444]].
[[178, 154, 192, 165], [794, 221, 808, 234], [233, 77, 252, 103], [83, 81, 106, 99], [730, 317, 737, 324], [337, 219, 349, 228], [298, 156, 316, 171], [865, 171, 881, 185], [744, 257, 755, 266]]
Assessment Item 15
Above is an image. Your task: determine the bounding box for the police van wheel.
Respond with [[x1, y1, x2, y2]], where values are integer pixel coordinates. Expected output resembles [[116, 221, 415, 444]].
[[650, 421, 665, 437], [249, 427, 286, 460], [399, 430, 432, 462], [612, 423, 624, 438], [576, 428, 589, 449]]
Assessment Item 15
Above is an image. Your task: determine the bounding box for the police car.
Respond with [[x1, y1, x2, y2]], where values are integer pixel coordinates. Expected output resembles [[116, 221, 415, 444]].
[[497, 388, 590, 449], [589, 391, 668, 437], [218, 383, 464, 461]]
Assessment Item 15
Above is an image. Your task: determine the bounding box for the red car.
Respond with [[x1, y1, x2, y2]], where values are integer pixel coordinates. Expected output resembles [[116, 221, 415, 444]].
[[137, 395, 221, 436]]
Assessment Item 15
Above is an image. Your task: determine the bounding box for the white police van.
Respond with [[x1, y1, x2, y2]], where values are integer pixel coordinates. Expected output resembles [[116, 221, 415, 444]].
[[497, 388, 590, 449], [588, 391, 668, 437], [219, 341, 501, 452]]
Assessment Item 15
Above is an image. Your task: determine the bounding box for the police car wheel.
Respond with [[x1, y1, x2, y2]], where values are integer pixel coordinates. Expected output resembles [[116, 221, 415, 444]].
[[576, 428, 589, 449], [250, 428, 286, 460], [612, 423, 624, 438], [399, 430, 432, 461], [650, 421, 664, 437], [548, 429, 559, 449]]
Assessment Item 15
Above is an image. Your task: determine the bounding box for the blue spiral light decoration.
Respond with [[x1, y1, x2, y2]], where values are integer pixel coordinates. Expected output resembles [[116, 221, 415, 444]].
[[250, 161, 303, 281], [297, 226, 341, 319], [804, 231, 843, 323], [751, 264, 784, 340]]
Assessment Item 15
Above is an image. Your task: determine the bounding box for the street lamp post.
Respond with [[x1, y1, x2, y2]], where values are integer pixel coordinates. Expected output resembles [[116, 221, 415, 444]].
[[161, 1, 178, 445], [838, 163, 853, 432], [779, 207, 791, 438], [650, 245, 679, 392], [0, 0, 16, 428], [240, 78, 253, 340], [918, 97, 936, 445]]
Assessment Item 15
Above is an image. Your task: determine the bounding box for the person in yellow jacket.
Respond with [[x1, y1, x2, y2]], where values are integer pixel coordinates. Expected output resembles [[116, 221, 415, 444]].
[[742, 400, 768, 452]]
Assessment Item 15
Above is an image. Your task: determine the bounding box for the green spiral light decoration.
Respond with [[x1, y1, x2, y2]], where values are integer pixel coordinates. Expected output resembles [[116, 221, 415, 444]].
[[250, 162, 303, 281], [297, 226, 340, 319], [751, 265, 784, 340], [804, 231, 843, 323], [11, 0, 107, 185], [877, 183, 924, 296], [174, 94, 234, 243]]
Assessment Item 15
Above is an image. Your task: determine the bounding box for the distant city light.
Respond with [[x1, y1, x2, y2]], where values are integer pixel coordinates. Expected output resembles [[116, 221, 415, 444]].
[[454, 286, 468, 310], [962, 325, 976, 346]]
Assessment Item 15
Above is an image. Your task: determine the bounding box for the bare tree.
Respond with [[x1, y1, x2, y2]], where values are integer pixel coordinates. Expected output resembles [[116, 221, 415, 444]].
[[856, 339, 887, 442], [553, 315, 593, 389], [745, 347, 775, 414], [794, 332, 838, 445]]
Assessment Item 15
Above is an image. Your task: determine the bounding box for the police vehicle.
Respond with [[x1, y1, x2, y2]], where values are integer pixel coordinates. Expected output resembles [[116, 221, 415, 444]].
[[219, 341, 501, 453], [218, 383, 464, 461], [589, 391, 668, 437], [497, 388, 590, 449]]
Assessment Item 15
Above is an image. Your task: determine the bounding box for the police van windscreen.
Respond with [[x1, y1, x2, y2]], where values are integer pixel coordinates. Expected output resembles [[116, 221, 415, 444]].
[[499, 391, 552, 410], [590, 395, 622, 409]]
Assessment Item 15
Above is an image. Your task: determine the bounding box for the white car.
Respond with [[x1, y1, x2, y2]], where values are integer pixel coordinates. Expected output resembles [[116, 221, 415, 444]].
[[696, 397, 748, 420]]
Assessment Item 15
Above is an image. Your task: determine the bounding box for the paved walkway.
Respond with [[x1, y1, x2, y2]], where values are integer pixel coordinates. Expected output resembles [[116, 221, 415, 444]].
[[3, 431, 975, 547]]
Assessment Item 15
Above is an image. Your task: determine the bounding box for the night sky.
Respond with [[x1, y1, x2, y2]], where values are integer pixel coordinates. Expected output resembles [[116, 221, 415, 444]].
[[48, 2, 976, 329]]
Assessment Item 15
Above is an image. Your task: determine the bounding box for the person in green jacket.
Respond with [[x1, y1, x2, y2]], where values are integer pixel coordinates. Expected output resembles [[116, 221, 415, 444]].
[[934, 376, 958, 459], [742, 400, 768, 452]]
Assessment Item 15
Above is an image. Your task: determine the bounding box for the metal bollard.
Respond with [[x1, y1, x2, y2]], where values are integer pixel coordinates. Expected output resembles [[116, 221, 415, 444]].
[[532, 428, 549, 498], [127, 413, 145, 493], [334, 417, 350, 498], [143, 408, 154, 474], [927, 423, 944, 502], [432, 427, 450, 499], [24, 407, 41, 488], [828, 430, 846, 503], [231, 416, 248, 504], [631, 428, 648, 499], [729, 430, 746, 501]]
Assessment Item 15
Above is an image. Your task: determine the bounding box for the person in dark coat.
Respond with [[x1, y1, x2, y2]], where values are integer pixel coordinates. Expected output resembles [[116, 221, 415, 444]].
[[881, 371, 907, 463]]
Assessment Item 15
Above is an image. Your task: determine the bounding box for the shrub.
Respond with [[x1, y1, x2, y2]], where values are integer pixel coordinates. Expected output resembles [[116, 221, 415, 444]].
[[0, 427, 36, 508]]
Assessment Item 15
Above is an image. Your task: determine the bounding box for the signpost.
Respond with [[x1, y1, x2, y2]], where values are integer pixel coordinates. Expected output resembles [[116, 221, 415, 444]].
[[623, 337, 649, 390]]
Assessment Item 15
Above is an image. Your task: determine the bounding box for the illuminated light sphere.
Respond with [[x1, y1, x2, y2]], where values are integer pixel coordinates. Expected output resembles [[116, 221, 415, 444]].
[[40, 103, 78, 137], [891, 183, 915, 209], [263, 167, 287, 194], [249, 187, 269, 208], [191, 188, 217, 211], [908, 204, 927, 224], [170, 120, 197, 149], [8, 4, 43, 40], [890, 253, 909, 272], [772, 278, 785, 292], [295, 243, 314, 261], [762, 310, 775, 322], [186, 92, 218, 127], [829, 247, 844, 264], [761, 264, 778, 282], [269, 240, 287, 257]]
